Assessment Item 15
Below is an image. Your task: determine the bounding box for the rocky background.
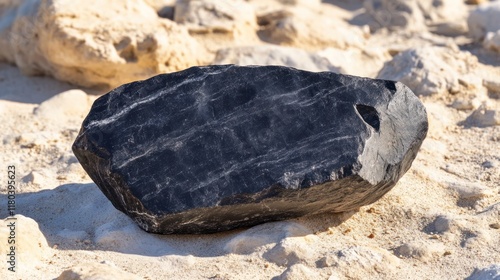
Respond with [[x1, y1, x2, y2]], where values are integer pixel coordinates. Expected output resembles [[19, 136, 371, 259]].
[[0, 0, 499, 279]]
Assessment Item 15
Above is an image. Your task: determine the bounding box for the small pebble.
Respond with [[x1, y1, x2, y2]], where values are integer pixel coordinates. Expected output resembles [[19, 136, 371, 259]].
[[451, 99, 474, 110], [482, 161, 497, 169], [490, 223, 500, 229]]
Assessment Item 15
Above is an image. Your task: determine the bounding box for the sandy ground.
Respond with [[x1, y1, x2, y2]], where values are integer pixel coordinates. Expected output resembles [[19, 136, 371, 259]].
[[1, 1, 500, 279]]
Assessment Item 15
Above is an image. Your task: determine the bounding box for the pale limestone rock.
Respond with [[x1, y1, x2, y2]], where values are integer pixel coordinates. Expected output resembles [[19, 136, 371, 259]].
[[428, 22, 468, 37], [361, 0, 468, 33], [56, 262, 141, 280], [468, 264, 500, 280], [214, 45, 341, 73], [466, 0, 488, 4], [451, 99, 475, 111], [468, 1, 500, 40], [0, 215, 49, 269], [22, 170, 46, 185], [258, 8, 365, 50], [463, 105, 500, 127], [0, 0, 205, 88], [448, 181, 495, 200], [484, 31, 500, 52], [16, 131, 60, 149], [277, 0, 321, 9], [264, 236, 317, 266], [174, 0, 257, 37], [321, 246, 400, 271], [377, 46, 478, 96]]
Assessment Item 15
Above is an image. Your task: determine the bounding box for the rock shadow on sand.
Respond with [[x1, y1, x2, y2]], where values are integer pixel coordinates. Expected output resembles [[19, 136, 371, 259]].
[[0, 183, 353, 258]]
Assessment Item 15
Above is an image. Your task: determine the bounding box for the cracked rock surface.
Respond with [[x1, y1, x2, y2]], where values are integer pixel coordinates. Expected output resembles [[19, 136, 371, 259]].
[[72, 65, 428, 234]]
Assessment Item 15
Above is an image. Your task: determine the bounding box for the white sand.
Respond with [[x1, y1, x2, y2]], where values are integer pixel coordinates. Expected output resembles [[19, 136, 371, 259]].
[[1, 1, 500, 279]]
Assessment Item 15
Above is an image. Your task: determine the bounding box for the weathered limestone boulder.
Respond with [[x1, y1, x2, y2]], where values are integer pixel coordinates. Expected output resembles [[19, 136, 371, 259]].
[[359, 0, 468, 34], [258, 7, 366, 51], [317, 47, 391, 78], [377, 46, 478, 96], [484, 30, 500, 52], [468, 1, 500, 40], [73, 65, 428, 234], [0, 0, 205, 88]]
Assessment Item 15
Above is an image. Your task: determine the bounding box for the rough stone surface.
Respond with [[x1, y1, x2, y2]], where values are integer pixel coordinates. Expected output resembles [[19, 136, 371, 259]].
[[429, 214, 469, 234], [316, 246, 400, 279], [468, 1, 500, 40], [393, 241, 446, 261], [0, 215, 49, 268], [278, 0, 321, 9], [448, 181, 495, 200], [484, 31, 500, 52], [258, 8, 365, 50], [276, 264, 322, 280], [224, 222, 312, 254], [377, 46, 478, 96], [213, 45, 342, 73], [467, 264, 500, 280], [73, 65, 428, 234], [174, 0, 257, 37], [324, 246, 400, 270], [358, 0, 468, 33], [0, 0, 205, 88]]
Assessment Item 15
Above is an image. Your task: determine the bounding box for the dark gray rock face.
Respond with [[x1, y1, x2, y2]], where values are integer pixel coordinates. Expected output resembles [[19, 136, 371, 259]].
[[72, 65, 428, 234]]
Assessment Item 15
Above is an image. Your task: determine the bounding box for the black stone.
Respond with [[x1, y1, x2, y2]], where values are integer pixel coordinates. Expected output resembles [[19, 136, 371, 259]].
[[72, 65, 428, 234]]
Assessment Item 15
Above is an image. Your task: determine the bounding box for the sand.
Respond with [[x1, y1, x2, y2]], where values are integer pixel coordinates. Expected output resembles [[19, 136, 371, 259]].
[[1, 0, 499, 279]]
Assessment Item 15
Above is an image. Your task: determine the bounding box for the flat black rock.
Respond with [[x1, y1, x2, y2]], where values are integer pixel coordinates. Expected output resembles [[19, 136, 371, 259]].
[[72, 65, 428, 234]]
